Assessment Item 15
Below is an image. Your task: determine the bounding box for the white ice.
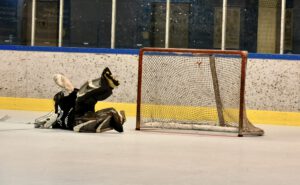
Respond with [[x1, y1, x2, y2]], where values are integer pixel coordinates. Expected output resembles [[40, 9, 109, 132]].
[[0, 109, 300, 185]]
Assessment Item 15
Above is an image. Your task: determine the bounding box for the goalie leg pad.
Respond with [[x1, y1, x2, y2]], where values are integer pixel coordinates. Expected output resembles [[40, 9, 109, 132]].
[[73, 119, 99, 132], [96, 116, 113, 133], [95, 108, 124, 132]]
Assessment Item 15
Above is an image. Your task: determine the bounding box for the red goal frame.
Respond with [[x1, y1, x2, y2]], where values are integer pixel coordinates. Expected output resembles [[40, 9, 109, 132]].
[[136, 47, 248, 137]]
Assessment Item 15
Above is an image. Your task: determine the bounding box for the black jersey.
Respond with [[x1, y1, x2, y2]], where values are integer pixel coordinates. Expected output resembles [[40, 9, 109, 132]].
[[53, 89, 78, 130]]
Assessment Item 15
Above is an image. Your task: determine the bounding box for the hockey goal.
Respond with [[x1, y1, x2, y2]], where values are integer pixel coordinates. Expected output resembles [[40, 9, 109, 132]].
[[136, 48, 264, 136]]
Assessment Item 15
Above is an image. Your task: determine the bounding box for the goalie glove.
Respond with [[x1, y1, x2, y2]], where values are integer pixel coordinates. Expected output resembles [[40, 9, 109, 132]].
[[34, 112, 58, 129]]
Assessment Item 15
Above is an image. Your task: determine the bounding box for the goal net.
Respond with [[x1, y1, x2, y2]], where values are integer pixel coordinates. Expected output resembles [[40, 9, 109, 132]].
[[136, 48, 264, 136]]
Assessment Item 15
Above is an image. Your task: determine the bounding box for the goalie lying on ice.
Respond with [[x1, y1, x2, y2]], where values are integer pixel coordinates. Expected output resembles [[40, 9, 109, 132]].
[[34, 67, 126, 133]]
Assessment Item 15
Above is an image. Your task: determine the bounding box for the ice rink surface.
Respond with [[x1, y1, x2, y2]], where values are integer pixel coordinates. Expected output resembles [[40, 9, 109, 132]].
[[0, 109, 300, 185]]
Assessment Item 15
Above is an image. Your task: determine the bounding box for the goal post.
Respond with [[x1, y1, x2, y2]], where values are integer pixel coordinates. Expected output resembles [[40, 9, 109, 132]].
[[136, 47, 264, 137]]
